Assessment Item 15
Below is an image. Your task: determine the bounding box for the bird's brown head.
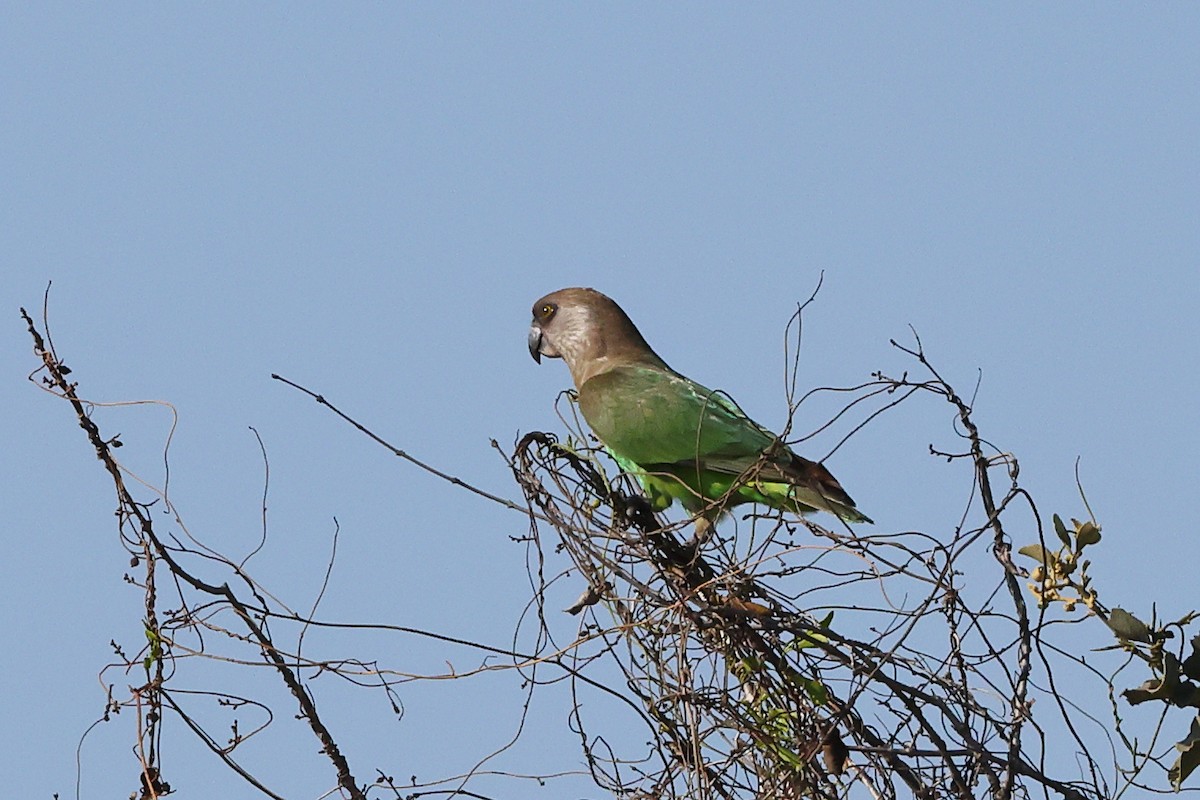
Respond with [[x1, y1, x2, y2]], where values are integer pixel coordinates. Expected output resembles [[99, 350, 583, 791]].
[[528, 287, 667, 388]]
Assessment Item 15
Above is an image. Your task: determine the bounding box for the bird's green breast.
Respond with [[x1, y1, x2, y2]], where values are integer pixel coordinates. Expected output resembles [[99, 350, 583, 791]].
[[577, 365, 773, 468]]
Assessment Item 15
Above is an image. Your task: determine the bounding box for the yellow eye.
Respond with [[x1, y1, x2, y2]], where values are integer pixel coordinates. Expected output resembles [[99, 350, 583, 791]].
[[541, 304, 555, 317]]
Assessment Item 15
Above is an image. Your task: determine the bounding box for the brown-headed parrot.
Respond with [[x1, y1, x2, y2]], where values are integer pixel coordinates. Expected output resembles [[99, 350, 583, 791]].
[[528, 287, 871, 532]]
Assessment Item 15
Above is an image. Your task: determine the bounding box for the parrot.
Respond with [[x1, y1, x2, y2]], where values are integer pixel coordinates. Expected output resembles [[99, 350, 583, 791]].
[[527, 287, 872, 533]]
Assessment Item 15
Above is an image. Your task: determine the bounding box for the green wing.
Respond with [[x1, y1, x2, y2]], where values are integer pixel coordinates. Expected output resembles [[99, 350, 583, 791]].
[[578, 365, 871, 523], [579, 366, 774, 468]]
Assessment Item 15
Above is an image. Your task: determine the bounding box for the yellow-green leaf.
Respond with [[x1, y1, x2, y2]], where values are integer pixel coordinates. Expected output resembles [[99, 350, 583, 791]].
[[1108, 607, 1153, 644], [1169, 716, 1200, 790], [1053, 514, 1071, 546], [1075, 520, 1101, 547], [1018, 544, 1051, 564]]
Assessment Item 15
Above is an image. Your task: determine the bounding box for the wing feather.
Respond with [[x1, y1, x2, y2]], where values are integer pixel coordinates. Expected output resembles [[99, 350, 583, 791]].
[[579, 364, 867, 522]]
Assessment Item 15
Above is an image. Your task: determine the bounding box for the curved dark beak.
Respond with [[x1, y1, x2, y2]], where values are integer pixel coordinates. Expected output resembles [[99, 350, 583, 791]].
[[527, 324, 543, 363]]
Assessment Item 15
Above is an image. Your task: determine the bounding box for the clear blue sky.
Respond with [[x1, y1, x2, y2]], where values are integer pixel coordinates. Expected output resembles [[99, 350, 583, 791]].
[[4, 5, 1198, 798]]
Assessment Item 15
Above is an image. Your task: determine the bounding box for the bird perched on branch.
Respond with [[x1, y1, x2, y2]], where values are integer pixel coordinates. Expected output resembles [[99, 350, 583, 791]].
[[528, 287, 871, 537]]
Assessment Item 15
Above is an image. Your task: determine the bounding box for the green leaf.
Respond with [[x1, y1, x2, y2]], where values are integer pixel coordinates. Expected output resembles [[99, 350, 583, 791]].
[[764, 707, 795, 730], [1052, 514, 1071, 546], [1125, 653, 1182, 705], [1170, 716, 1200, 790], [1182, 636, 1200, 681], [773, 744, 804, 769], [1107, 607, 1153, 644], [1018, 544, 1051, 564], [734, 656, 763, 679], [1173, 682, 1200, 709], [795, 630, 828, 649], [1075, 520, 1101, 547], [788, 613, 835, 652], [1124, 681, 1162, 705], [800, 677, 828, 706]]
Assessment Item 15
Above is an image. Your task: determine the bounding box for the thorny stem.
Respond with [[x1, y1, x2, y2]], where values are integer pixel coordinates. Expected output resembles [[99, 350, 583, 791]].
[[891, 335, 1035, 799], [23, 306, 366, 800]]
